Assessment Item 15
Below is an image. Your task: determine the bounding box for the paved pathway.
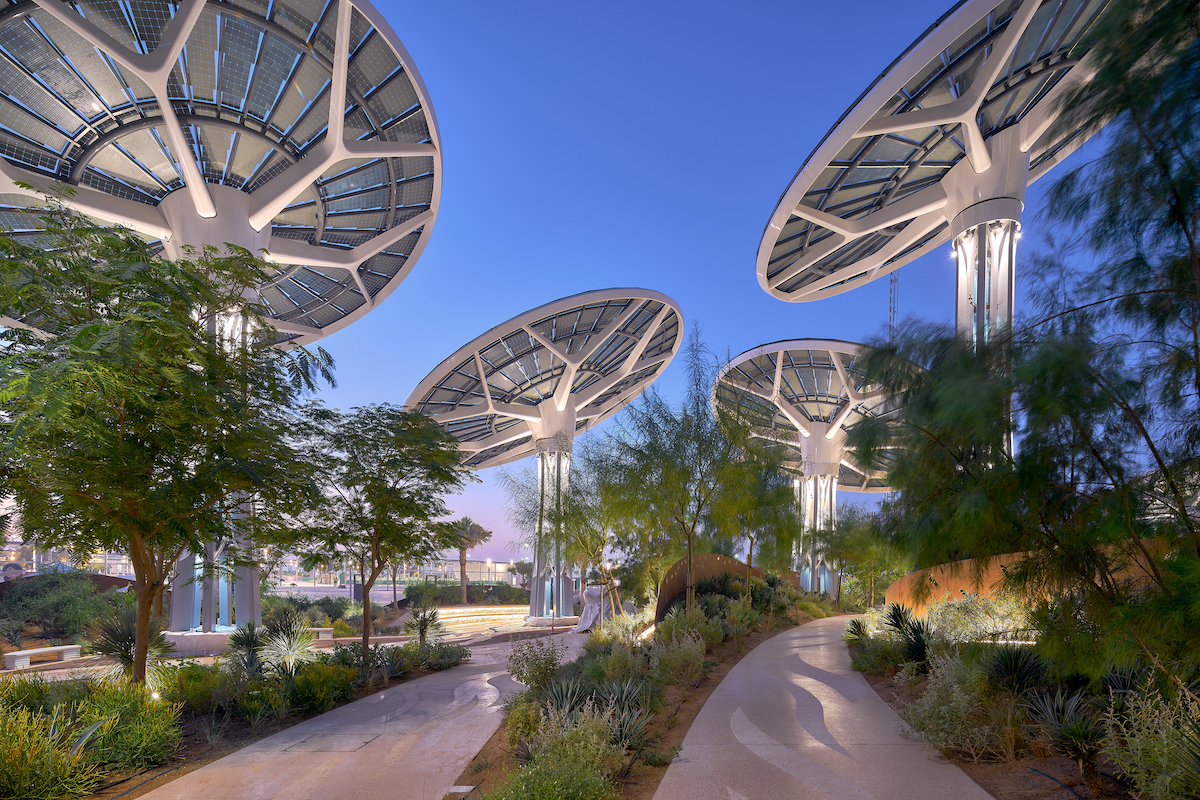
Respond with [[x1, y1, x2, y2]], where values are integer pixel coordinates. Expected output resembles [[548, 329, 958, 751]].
[[141, 632, 587, 800], [653, 617, 993, 800]]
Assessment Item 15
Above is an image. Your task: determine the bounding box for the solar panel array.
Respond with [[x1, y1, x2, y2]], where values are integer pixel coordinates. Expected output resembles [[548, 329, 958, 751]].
[[715, 341, 901, 491], [762, 0, 1107, 300], [0, 0, 437, 342], [409, 290, 683, 469]]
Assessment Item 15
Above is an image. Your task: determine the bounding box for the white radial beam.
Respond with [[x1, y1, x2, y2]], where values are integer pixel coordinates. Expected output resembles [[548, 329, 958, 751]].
[[34, 0, 216, 219], [0, 158, 171, 240], [829, 351, 860, 402], [854, 0, 1043, 174], [457, 422, 533, 453], [788, 183, 947, 238], [263, 209, 435, 273], [557, 302, 664, 412], [247, 0, 438, 232]]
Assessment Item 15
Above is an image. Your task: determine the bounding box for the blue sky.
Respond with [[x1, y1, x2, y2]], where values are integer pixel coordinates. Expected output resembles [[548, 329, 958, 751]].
[[310, 0, 1101, 561]]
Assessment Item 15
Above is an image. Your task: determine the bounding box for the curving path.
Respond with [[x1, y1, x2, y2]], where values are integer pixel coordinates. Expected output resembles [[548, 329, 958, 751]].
[[653, 617, 992, 800], [141, 633, 586, 800]]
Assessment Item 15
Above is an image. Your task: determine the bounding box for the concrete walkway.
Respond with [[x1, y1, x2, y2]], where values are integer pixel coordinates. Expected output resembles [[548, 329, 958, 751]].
[[654, 617, 993, 800], [141, 632, 587, 800]]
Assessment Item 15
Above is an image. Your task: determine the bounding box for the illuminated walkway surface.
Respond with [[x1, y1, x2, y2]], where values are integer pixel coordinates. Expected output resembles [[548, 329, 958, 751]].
[[653, 617, 992, 800], [141, 633, 586, 800]]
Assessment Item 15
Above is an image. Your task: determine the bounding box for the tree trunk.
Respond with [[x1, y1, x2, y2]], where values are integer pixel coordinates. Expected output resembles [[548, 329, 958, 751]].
[[134, 583, 153, 685], [745, 535, 753, 603], [686, 531, 695, 611], [460, 548, 468, 605], [392, 564, 398, 608], [152, 586, 163, 620], [361, 577, 375, 657]]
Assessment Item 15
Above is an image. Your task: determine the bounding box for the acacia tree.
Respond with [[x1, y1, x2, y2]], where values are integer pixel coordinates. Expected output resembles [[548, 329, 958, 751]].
[[599, 330, 737, 610], [450, 517, 492, 604], [0, 197, 332, 683], [294, 402, 471, 655]]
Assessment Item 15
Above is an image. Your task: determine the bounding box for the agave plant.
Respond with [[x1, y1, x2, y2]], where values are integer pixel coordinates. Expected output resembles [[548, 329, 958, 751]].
[[226, 621, 267, 678], [91, 609, 175, 688], [844, 618, 870, 644], [1026, 689, 1105, 793], [1171, 717, 1200, 797], [985, 645, 1046, 697], [543, 677, 589, 722]]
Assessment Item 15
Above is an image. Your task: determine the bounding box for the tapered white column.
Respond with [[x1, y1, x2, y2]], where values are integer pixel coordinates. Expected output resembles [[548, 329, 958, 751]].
[[954, 203, 1019, 349], [530, 438, 573, 619]]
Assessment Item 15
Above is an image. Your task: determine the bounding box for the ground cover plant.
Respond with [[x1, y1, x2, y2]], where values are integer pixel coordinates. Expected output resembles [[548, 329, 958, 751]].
[[847, 596, 1200, 798]]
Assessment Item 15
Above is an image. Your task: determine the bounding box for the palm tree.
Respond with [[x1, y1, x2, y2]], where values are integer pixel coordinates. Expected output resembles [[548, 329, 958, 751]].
[[451, 517, 492, 604]]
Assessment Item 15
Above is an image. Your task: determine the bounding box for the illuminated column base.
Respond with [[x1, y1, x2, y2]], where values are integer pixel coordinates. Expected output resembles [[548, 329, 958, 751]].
[[798, 473, 838, 593], [952, 198, 1020, 350], [529, 442, 574, 619]]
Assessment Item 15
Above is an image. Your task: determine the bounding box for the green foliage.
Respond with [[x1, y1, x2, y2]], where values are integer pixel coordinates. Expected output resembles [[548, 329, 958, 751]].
[[850, 637, 905, 675], [650, 631, 704, 687], [641, 745, 680, 767], [898, 653, 1017, 762], [984, 646, 1046, 697], [882, 604, 931, 665], [167, 662, 239, 717], [259, 624, 317, 678], [0, 704, 104, 799], [795, 601, 829, 619], [91, 608, 176, 689], [586, 609, 652, 653], [287, 662, 357, 715], [544, 677, 590, 721], [923, 592, 1034, 646], [844, 618, 869, 644], [404, 602, 445, 648], [722, 603, 759, 650], [487, 757, 618, 800], [235, 678, 288, 731], [656, 606, 723, 652], [507, 637, 567, 693], [1026, 689, 1105, 789], [77, 681, 181, 769], [331, 620, 355, 639], [0, 573, 114, 637], [504, 693, 542, 750], [226, 622, 267, 678]]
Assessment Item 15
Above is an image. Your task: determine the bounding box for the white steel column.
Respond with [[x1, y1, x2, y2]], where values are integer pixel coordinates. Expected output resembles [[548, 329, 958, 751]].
[[530, 439, 573, 620], [954, 212, 1019, 349]]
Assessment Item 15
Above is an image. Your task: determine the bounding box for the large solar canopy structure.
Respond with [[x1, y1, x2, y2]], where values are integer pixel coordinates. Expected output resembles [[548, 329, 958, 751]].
[[714, 339, 903, 593], [408, 288, 683, 620], [757, 0, 1108, 348], [0, 0, 443, 632], [0, 0, 440, 347]]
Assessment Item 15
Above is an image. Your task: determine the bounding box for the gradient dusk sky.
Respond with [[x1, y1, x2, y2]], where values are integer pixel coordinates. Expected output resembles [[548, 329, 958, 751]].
[[306, 0, 1102, 562]]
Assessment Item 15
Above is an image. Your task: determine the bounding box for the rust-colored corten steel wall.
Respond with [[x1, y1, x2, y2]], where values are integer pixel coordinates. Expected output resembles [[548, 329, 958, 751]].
[[885, 545, 1166, 617], [654, 553, 802, 623], [884, 555, 1023, 617]]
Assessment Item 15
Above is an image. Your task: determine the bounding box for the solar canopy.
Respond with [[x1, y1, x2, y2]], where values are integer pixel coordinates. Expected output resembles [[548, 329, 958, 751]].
[[714, 339, 900, 492], [758, 0, 1108, 303], [0, 0, 440, 344], [408, 289, 683, 470]]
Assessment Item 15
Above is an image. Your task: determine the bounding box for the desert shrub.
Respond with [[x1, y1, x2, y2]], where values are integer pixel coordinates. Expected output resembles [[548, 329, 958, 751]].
[[408, 640, 471, 671], [486, 584, 531, 605], [536, 702, 626, 774], [405, 582, 440, 607], [656, 606, 722, 652], [1102, 683, 1200, 800], [600, 643, 648, 683], [78, 681, 181, 768], [695, 572, 742, 600], [309, 595, 350, 621], [898, 653, 1006, 762], [259, 625, 317, 678], [796, 601, 828, 619], [505, 693, 543, 749], [587, 609, 651, 652], [544, 677, 590, 721], [844, 618, 870, 643], [985, 645, 1046, 697], [0, 674, 90, 715], [168, 662, 239, 717], [882, 604, 932, 665], [91, 609, 176, 689], [0, 704, 104, 799], [851, 637, 905, 675], [0, 572, 113, 637], [748, 577, 775, 613], [722, 603, 759, 650], [287, 662, 357, 715], [650, 632, 704, 687], [507, 637, 567, 693], [235, 678, 288, 730], [331, 620, 355, 638], [487, 757, 617, 800], [923, 591, 1033, 646]]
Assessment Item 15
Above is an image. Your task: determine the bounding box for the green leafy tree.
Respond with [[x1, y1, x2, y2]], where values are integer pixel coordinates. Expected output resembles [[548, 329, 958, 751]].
[[450, 517, 492, 604], [599, 329, 737, 610], [0, 196, 332, 683], [292, 402, 473, 655]]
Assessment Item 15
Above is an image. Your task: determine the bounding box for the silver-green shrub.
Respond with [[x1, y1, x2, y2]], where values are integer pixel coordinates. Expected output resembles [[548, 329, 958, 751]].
[[1103, 685, 1200, 800]]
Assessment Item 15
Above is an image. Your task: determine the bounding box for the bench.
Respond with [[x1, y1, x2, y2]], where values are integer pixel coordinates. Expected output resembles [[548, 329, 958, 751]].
[[310, 627, 334, 640], [4, 644, 82, 671]]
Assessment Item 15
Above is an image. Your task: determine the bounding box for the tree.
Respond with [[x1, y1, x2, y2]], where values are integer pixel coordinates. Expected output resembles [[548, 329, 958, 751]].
[[450, 517, 492, 604], [0, 196, 332, 683], [510, 559, 534, 590], [599, 329, 737, 610], [710, 401, 800, 600], [293, 402, 472, 656]]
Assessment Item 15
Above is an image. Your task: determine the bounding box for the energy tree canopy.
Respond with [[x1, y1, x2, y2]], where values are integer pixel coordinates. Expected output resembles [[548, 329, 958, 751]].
[[757, 0, 1107, 310], [714, 339, 900, 493], [0, 0, 441, 345], [407, 288, 684, 470]]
